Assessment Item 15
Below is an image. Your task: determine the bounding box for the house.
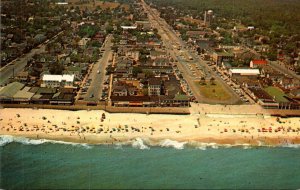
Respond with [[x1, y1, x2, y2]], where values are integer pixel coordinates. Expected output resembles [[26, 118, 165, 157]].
[[125, 50, 140, 61], [186, 31, 207, 39], [64, 66, 84, 79], [41, 74, 75, 88], [112, 86, 128, 96], [15, 71, 29, 82], [212, 51, 234, 66], [121, 26, 137, 30], [148, 78, 162, 96], [150, 50, 167, 60], [153, 58, 169, 66], [247, 26, 255, 30], [119, 40, 127, 45], [78, 38, 90, 48], [250, 60, 268, 68], [128, 87, 139, 96], [137, 73, 146, 79]]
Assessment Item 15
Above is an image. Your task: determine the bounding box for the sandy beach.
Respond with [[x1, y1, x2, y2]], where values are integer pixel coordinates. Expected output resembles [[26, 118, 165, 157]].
[[1, 105, 300, 146]]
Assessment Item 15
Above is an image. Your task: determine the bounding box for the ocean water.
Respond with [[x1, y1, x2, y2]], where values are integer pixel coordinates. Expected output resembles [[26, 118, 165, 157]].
[[1, 136, 300, 189]]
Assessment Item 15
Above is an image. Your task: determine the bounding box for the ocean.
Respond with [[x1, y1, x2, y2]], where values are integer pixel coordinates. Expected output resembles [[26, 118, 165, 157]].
[[1, 135, 300, 189]]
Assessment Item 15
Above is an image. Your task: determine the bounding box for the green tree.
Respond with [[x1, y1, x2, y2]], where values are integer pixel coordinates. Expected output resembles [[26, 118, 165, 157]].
[[132, 67, 142, 77]]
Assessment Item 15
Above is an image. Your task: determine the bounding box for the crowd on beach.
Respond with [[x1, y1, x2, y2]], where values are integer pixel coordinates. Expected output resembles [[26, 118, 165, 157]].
[[0, 108, 300, 146]]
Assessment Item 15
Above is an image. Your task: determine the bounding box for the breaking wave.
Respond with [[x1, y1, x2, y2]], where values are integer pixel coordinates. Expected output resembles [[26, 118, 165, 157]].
[[159, 139, 186, 149], [131, 137, 150, 150], [0, 135, 92, 149], [1, 135, 299, 150]]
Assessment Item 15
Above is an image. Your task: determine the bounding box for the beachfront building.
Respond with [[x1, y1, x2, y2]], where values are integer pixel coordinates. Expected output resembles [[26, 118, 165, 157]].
[[148, 78, 162, 96], [41, 74, 75, 88], [0, 82, 25, 103], [248, 87, 279, 109], [110, 95, 190, 107], [12, 87, 35, 103]]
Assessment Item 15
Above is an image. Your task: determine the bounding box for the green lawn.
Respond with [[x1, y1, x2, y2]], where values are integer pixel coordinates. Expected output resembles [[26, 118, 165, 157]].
[[264, 86, 289, 102], [194, 80, 231, 101]]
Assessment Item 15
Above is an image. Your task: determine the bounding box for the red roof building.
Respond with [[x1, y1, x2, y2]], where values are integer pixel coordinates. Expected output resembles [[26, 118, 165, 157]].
[[250, 60, 268, 68]]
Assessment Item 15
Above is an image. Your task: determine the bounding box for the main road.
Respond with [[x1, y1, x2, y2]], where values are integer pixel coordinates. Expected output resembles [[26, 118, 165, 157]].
[[83, 34, 113, 102], [141, 0, 241, 104]]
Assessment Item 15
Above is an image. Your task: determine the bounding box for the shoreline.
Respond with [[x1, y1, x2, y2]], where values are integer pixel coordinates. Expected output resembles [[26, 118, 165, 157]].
[[1, 107, 300, 147], [2, 134, 300, 149]]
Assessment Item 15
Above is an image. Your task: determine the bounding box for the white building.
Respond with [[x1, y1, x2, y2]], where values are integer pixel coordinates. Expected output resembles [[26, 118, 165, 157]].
[[229, 69, 260, 77], [41, 74, 75, 88], [121, 26, 137, 30], [56, 2, 68, 5]]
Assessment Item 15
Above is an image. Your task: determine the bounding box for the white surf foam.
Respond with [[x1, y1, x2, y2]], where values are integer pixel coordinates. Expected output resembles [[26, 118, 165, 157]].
[[131, 138, 150, 150], [0, 135, 14, 146], [0, 135, 92, 149], [159, 139, 187, 149], [281, 144, 300, 148]]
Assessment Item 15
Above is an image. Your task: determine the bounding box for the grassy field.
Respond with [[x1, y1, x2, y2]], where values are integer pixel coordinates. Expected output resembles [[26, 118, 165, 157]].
[[264, 86, 289, 102], [194, 80, 231, 101]]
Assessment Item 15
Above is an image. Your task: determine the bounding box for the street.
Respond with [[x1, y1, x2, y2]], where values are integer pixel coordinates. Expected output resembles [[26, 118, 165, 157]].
[[141, 0, 241, 104], [83, 35, 113, 102], [0, 31, 64, 86]]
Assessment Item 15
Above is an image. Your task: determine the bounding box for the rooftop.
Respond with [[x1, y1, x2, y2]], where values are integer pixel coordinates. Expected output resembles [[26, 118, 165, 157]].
[[121, 26, 137, 29], [42, 74, 75, 82], [13, 87, 35, 100], [149, 78, 162, 86], [230, 68, 260, 75], [251, 60, 268, 65], [0, 82, 25, 98]]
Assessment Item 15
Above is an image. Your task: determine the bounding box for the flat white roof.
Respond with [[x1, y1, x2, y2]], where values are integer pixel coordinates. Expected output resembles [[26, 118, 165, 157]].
[[230, 69, 260, 75], [121, 26, 137, 29], [56, 2, 68, 5], [42, 74, 75, 82]]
